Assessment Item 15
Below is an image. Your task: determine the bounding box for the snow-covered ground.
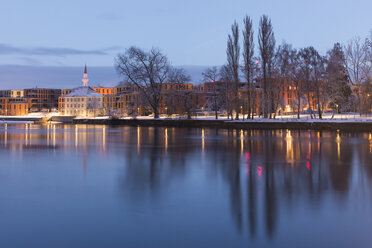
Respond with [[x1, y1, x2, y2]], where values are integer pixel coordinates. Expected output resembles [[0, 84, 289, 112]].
[[74, 116, 110, 120], [0, 120, 33, 124], [0, 112, 60, 119]]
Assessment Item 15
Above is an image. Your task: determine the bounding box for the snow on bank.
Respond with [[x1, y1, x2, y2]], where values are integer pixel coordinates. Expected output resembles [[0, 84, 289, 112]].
[[1, 112, 372, 124], [0, 120, 33, 124]]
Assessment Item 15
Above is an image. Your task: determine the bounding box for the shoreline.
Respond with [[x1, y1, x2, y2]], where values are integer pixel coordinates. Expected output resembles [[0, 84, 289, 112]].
[[73, 118, 372, 132], [0, 116, 371, 131]]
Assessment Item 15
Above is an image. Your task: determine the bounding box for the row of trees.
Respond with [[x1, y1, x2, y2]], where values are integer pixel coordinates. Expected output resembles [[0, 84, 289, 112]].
[[211, 15, 372, 119], [114, 17, 372, 119], [115, 47, 191, 118]]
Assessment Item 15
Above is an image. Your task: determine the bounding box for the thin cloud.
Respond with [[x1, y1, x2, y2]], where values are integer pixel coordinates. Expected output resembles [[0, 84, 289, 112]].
[[0, 44, 121, 57], [18, 57, 42, 66]]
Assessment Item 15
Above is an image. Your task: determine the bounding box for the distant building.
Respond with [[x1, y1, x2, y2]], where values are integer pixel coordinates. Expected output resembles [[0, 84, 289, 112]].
[[0, 90, 11, 98], [24, 88, 61, 112], [10, 90, 24, 98], [59, 65, 104, 117], [0, 97, 33, 116], [91, 87, 114, 96]]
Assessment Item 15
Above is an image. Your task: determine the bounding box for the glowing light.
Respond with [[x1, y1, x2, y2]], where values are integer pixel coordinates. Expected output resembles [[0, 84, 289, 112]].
[[336, 130, 341, 159], [245, 152, 250, 161], [102, 125, 106, 153], [369, 133, 372, 154], [53, 124, 56, 147], [4, 123, 7, 147], [202, 129, 205, 151], [286, 129, 294, 164], [75, 125, 78, 148], [240, 129, 244, 154], [306, 161, 311, 171], [47, 124, 50, 146], [137, 126, 140, 154], [25, 123, 28, 146], [285, 104, 291, 112], [257, 166, 263, 178]]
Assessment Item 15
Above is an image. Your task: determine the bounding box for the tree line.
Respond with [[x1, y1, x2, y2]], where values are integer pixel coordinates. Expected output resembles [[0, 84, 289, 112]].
[[115, 15, 372, 119]]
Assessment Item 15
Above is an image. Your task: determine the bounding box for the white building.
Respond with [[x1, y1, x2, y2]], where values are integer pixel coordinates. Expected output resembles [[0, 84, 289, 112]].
[[59, 65, 104, 117]]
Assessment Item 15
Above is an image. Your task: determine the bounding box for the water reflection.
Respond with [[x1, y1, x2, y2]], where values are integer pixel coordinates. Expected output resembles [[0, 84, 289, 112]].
[[0, 124, 372, 247]]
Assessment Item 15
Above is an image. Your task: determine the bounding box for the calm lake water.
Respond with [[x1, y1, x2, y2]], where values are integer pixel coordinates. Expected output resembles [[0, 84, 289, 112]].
[[0, 124, 372, 248]]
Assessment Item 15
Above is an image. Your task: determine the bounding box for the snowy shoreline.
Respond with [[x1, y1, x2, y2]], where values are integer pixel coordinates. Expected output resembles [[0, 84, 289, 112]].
[[1, 113, 372, 131]]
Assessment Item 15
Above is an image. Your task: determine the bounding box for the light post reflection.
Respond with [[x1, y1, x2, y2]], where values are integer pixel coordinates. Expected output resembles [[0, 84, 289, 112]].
[[75, 125, 78, 148], [102, 125, 106, 153], [47, 124, 50, 146], [202, 128, 205, 151], [165, 128, 168, 154], [137, 126, 141, 154], [25, 123, 28, 146], [240, 129, 244, 154], [336, 130, 341, 160], [52, 124, 56, 147], [286, 129, 293, 164], [4, 123, 7, 147]]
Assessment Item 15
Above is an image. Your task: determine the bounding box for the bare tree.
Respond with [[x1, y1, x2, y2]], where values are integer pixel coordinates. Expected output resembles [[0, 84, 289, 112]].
[[287, 49, 303, 119], [309, 49, 327, 119], [258, 15, 276, 118], [202, 67, 225, 119], [220, 64, 234, 119], [298, 47, 322, 119], [226, 21, 240, 119], [242, 16, 255, 119], [344, 37, 368, 114], [273, 43, 294, 117], [202, 66, 219, 82], [115, 47, 170, 118], [168, 68, 193, 119]]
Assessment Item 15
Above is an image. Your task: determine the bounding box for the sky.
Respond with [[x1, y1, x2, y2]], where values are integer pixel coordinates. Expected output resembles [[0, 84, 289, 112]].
[[0, 0, 371, 88], [1, 0, 372, 67]]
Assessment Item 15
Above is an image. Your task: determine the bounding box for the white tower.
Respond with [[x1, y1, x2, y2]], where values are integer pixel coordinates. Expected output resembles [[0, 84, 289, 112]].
[[82, 64, 89, 87]]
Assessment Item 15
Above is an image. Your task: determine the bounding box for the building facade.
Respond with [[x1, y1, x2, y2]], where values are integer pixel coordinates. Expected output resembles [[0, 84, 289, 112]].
[[0, 97, 33, 116], [24, 88, 61, 112], [59, 65, 104, 117]]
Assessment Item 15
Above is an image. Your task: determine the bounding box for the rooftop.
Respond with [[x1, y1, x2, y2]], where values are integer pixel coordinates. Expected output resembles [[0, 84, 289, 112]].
[[65, 86, 103, 97]]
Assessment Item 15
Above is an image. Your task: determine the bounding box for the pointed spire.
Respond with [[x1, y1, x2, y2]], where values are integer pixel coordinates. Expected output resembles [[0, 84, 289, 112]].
[[82, 64, 89, 87]]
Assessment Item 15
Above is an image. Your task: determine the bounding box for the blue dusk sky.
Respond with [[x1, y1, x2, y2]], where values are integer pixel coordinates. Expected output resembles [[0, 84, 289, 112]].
[[0, 0, 370, 88], [1, 0, 371, 66]]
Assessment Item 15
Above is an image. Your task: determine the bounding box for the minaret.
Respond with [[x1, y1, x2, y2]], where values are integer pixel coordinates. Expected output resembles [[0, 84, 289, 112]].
[[82, 64, 89, 87]]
